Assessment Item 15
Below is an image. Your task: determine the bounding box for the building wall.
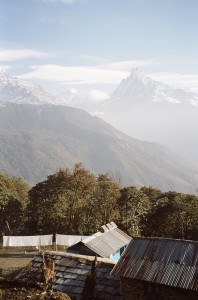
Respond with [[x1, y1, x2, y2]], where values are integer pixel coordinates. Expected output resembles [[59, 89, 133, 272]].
[[121, 279, 144, 300], [120, 278, 198, 300], [66, 242, 97, 256], [110, 250, 121, 260]]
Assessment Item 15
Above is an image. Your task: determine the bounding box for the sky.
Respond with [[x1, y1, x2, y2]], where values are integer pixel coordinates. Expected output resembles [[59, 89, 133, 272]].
[[1, 0, 198, 95]]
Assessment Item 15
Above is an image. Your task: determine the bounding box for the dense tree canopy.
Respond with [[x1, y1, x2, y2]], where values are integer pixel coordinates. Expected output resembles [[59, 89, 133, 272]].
[[0, 173, 30, 237], [118, 186, 150, 236], [0, 165, 198, 241], [141, 191, 198, 240], [27, 164, 120, 235], [27, 164, 97, 235]]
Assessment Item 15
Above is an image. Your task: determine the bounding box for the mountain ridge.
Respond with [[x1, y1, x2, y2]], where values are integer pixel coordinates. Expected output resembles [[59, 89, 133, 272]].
[[0, 68, 198, 192], [1, 67, 198, 108], [0, 102, 198, 193], [102, 70, 198, 162], [111, 69, 198, 106], [0, 68, 57, 105]]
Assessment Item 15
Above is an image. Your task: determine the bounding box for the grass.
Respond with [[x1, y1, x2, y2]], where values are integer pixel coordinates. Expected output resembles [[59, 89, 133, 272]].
[[0, 249, 36, 273], [0, 249, 74, 299]]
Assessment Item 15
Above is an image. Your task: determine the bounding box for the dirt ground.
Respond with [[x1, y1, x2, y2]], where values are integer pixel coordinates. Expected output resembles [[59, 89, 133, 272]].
[[0, 250, 72, 300]]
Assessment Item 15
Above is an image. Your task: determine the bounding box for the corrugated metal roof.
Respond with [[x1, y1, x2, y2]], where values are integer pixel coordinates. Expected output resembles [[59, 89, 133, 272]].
[[111, 237, 198, 291], [83, 223, 132, 258]]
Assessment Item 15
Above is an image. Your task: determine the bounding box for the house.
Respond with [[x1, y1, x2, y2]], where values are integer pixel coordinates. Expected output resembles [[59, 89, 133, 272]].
[[15, 251, 121, 300], [111, 237, 198, 300], [66, 222, 132, 260]]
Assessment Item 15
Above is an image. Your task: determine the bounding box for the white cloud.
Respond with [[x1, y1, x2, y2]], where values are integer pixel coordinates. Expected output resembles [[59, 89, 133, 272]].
[[106, 59, 154, 71], [88, 90, 110, 102], [14, 57, 198, 93], [149, 72, 198, 92], [18, 59, 155, 86], [19, 64, 128, 85], [0, 49, 52, 61]]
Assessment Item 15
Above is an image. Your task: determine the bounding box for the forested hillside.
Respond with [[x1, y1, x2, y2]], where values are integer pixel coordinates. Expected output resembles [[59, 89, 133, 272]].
[[1, 165, 198, 241], [0, 103, 198, 193]]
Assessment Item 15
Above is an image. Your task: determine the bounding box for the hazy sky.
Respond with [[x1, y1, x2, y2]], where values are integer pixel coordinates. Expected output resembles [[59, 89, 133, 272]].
[[1, 0, 198, 93]]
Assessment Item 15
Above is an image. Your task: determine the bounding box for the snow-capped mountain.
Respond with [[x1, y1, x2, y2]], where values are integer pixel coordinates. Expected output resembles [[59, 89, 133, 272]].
[[0, 67, 198, 163], [102, 69, 198, 162], [55, 69, 198, 113], [57, 88, 92, 107], [110, 68, 198, 107], [56, 88, 109, 115], [0, 68, 57, 104], [0, 68, 108, 112]]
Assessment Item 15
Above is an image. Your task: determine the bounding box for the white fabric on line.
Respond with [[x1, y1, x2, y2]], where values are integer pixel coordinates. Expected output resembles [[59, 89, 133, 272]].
[[3, 235, 53, 247], [56, 234, 88, 246], [39, 235, 53, 246]]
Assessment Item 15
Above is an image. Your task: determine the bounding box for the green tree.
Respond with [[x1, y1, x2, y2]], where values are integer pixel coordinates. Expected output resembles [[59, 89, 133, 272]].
[[118, 186, 150, 236], [168, 194, 198, 239], [140, 186, 161, 207], [65, 163, 97, 234], [27, 168, 70, 234], [0, 173, 30, 237], [142, 191, 198, 239], [27, 164, 97, 235], [95, 174, 121, 225]]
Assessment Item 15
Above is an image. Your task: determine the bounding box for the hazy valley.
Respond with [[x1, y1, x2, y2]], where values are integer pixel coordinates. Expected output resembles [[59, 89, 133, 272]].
[[0, 69, 198, 193]]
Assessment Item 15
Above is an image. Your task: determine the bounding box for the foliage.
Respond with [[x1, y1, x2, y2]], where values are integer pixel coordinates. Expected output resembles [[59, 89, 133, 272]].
[[95, 174, 121, 224], [1, 165, 198, 241], [27, 165, 121, 236], [0, 173, 30, 236], [118, 186, 150, 236], [141, 191, 198, 240], [28, 165, 87, 234], [27, 164, 97, 235]]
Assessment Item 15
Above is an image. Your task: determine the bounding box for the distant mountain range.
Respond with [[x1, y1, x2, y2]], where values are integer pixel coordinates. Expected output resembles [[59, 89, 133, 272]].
[[103, 70, 198, 163], [0, 68, 198, 193], [111, 69, 198, 106], [54, 69, 198, 163], [0, 68, 57, 105]]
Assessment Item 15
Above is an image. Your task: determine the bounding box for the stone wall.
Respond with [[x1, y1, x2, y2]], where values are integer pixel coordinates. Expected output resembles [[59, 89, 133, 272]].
[[121, 279, 144, 300], [120, 278, 198, 300]]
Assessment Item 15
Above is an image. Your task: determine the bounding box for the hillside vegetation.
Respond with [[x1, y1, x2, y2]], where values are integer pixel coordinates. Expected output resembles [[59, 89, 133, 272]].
[[1, 165, 198, 241], [0, 103, 198, 193]]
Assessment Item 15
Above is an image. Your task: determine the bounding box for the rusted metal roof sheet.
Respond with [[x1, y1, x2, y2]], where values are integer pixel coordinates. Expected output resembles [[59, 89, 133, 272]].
[[111, 237, 198, 291], [83, 223, 132, 258]]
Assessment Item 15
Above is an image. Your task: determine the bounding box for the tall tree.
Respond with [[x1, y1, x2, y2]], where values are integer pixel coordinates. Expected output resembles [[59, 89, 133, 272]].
[[27, 164, 97, 235], [0, 173, 30, 237], [95, 174, 121, 225], [167, 194, 198, 239], [142, 191, 198, 239], [65, 163, 97, 234], [140, 186, 161, 207], [27, 169, 71, 234], [118, 186, 150, 236]]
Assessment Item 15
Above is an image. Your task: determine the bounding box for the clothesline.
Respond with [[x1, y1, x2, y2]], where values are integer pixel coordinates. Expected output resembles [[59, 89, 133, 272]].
[[3, 234, 89, 247], [3, 235, 53, 247]]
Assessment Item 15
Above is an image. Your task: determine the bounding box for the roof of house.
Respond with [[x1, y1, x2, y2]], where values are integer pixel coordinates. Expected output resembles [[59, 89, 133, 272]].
[[111, 237, 198, 292], [82, 222, 132, 258], [15, 251, 121, 300]]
